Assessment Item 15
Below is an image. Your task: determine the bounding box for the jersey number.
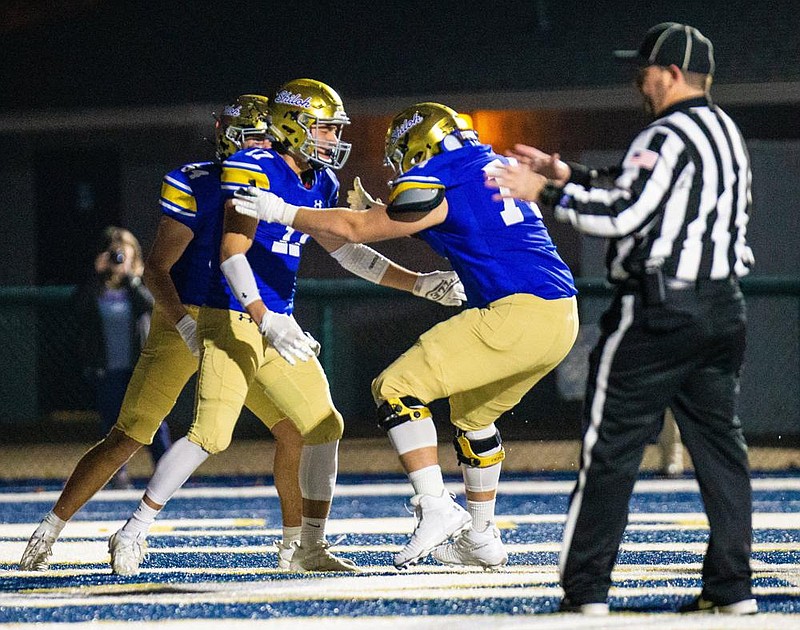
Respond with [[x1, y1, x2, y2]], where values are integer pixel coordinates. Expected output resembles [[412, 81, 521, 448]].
[[483, 159, 542, 225], [271, 227, 309, 258], [180, 164, 210, 180]]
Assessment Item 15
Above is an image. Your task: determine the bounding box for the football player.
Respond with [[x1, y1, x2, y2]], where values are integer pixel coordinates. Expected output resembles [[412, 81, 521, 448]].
[[230, 102, 579, 570], [108, 82, 467, 574], [18, 95, 314, 572]]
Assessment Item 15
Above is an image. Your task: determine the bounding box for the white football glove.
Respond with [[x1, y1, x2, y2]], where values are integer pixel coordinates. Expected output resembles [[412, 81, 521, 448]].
[[259, 310, 317, 365], [346, 176, 382, 210], [175, 313, 200, 357], [412, 271, 466, 307], [304, 332, 321, 357], [231, 186, 299, 225]]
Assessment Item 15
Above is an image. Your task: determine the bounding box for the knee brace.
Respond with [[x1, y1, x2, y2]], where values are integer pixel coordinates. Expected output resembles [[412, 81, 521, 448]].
[[454, 428, 506, 468], [376, 397, 432, 432]]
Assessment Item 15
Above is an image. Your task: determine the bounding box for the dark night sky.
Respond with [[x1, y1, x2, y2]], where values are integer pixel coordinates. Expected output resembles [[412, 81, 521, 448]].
[[2, 0, 798, 111]]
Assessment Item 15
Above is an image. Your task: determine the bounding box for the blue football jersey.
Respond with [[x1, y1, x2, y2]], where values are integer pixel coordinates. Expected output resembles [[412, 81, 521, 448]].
[[158, 161, 222, 307], [388, 143, 576, 308], [206, 147, 339, 313]]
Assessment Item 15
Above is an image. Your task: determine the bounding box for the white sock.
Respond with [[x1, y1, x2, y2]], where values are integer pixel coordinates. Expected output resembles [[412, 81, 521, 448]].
[[40, 511, 67, 536], [121, 500, 160, 538], [408, 465, 446, 498], [301, 516, 326, 547], [467, 499, 496, 532], [282, 525, 301, 547]]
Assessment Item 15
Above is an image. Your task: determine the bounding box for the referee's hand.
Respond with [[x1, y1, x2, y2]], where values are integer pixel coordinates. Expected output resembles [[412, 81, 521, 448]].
[[507, 145, 571, 185], [485, 160, 548, 204]]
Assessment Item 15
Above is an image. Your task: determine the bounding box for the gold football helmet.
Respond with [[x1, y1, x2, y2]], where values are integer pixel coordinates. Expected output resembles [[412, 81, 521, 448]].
[[215, 94, 271, 160], [269, 78, 351, 170], [384, 102, 477, 176]]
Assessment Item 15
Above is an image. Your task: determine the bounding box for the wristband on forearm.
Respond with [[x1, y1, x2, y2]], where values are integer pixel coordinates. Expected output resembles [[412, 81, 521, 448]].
[[220, 253, 261, 307], [329, 243, 390, 284]]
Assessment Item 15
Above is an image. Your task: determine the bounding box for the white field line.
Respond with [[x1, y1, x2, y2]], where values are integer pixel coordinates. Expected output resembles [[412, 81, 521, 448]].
[[2, 535, 799, 567], [0, 476, 798, 503], [1, 511, 799, 541], [0, 575, 796, 609], [0, 615, 796, 630]]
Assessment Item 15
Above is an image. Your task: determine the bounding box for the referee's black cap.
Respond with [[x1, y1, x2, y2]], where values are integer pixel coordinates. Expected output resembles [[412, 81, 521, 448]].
[[614, 22, 715, 76]]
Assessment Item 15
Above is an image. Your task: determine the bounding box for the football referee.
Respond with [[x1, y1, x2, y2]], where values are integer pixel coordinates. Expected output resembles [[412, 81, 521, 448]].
[[487, 22, 756, 616]]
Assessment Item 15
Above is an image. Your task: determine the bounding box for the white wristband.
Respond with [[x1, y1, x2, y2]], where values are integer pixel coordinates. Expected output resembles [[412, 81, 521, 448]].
[[330, 243, 390, 284], [220, 253, 261, 307], [279, 203, 300, 226]]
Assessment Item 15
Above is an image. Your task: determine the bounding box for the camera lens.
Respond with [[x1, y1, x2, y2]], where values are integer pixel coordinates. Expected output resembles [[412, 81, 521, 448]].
[[109, 249, 126, 264]]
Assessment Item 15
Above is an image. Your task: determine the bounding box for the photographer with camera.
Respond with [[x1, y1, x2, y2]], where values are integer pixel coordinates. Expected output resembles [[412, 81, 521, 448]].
[[72, 226, 171, 489]]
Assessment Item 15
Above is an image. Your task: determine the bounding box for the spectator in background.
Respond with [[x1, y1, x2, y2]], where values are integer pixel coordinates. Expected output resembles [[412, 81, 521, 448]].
[[73, 226, 171, 488]]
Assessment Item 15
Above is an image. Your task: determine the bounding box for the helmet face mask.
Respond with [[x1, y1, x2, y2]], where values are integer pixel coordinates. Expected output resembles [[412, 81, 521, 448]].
[[269, 79, 352, 170], [384, 102, 476, 176], [215, 94, 271, 161]]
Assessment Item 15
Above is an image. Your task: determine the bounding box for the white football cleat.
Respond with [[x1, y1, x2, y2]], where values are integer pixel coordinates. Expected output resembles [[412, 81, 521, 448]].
[[108, 530, 148, 576], [288, 540, 360, 572], [394, 490, 472, 569], [275, 540, 296, 570], [431, 523, 508, 569], [19, 523, 59, 571]]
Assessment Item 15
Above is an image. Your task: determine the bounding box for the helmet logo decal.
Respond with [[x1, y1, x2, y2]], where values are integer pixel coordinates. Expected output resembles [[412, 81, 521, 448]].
[[391, 111, 424, 142], [274, 90, 313, 109]]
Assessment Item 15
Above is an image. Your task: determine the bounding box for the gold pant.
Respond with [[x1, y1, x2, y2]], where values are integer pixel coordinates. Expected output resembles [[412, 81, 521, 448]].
[[373, 293, 579, 431], [188, 306, 343, 453]]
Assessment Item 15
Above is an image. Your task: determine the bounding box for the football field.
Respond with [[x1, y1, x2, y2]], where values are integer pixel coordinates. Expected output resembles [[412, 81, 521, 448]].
[[0, 472, 798, 629]]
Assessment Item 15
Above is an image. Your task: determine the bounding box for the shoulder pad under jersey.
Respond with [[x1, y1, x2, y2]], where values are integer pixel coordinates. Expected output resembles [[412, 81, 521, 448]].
[[159, 162, 214, 218], [221, 148, 275, 194], [387, 176, 445, 217]]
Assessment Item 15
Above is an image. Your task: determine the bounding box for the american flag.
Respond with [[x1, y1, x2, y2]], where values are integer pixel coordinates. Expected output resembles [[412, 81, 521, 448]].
[[627, 149, 659, 170]]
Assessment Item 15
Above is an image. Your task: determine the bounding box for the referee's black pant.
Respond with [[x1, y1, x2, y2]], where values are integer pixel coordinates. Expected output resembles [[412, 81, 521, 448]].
[[560, 279, 752, 606]]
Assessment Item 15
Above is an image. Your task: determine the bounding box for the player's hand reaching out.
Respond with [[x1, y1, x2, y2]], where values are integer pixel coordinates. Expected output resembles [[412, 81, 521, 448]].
[[231, 186, 299, 226], [506, 145, 571, 185], [485, 159, 549, 203], [347, 177, 382, 210]]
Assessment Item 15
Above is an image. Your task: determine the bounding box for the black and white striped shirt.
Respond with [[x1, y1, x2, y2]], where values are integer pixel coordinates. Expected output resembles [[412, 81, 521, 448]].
[[555, 96, 754, 283]]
